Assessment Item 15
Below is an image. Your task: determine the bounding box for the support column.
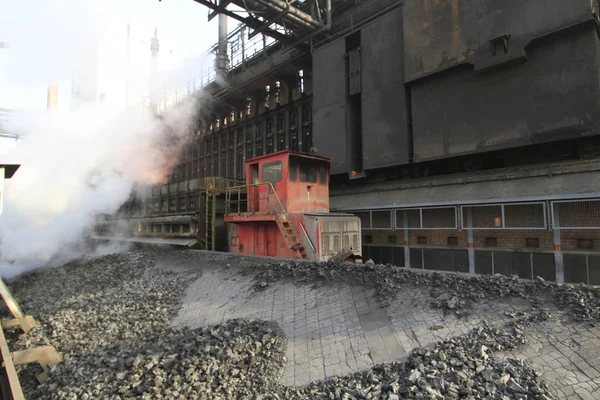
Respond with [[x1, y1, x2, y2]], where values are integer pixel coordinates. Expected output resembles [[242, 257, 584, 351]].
[[552, 206, 565, 283], [403, 211, 410, 268], [467, 208, 475, 275]]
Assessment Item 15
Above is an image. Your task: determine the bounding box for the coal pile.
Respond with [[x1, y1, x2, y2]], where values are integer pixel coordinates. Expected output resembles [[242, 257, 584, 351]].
[[4, 252, 289, 399], [248, 259, 600, 322], [292, 313, 556, 399]]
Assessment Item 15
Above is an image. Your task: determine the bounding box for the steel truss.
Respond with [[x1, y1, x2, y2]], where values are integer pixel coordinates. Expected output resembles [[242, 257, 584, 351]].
[[191, 0, 331, 43]]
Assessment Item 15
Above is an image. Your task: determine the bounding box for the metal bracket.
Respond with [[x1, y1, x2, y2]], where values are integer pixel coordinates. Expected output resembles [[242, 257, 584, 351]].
[[490, 34, 511, 55], [349, 170, 368, 180]]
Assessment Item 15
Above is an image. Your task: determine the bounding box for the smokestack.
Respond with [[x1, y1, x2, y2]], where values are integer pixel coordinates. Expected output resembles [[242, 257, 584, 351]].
[[47, 84, 58, 111], [150, 28, 159, 115], [215, 2, 230, 83]]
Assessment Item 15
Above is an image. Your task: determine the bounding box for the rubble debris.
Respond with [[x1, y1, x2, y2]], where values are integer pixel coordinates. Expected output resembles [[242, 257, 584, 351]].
[[247, 259, 600, 322]]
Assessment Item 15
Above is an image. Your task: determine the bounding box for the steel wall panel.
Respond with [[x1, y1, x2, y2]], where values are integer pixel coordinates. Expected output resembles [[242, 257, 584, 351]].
[[412, 24, 600, 161], [362, 8, 409, 169], [313, 38, 347, 174], [360, 8, 409, 169], [403, 0, 593, 82]]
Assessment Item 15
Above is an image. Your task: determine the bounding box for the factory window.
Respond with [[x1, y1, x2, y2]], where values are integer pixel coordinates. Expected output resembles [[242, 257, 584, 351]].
[[289, 159, 298, 181], [365, 235, 373, 243], [318, 166, 327, 184], [447, 237, 458, 246], [388, 236, 397, 244], [300, 163, 318, 183], [526, 238, 540, 248], [417, 236, 427, 245], [262, 161, 282, 183], [577, 239, 593, 250]]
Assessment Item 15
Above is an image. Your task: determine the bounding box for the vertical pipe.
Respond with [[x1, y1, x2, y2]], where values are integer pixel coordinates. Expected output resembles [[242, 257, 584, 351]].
[[241, 27, 246, 63], [126, 18, 131, 108], [150, 28, 160, 115], [553, 206, 565, 282], [326, 0, 331, 28], [47, 84, 58, 111], [215, 3, 229, 82], [467, 208, 475, 275], [0, 167, 5, 216], [403, 210, 410, 268]]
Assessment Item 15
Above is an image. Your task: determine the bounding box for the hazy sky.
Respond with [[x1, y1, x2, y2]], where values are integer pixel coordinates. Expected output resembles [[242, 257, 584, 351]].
[[0, 0, 225, 112]]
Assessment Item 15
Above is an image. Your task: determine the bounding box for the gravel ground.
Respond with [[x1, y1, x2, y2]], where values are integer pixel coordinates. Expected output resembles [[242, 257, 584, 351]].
[[2, 250, 594, 399]]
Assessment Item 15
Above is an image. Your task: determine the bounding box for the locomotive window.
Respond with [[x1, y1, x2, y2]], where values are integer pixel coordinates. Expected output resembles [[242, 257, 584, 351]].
[[289, 159, 298, 181], [262, 161, 282, 183], [300, 163, 318, 183], [318, 166, 327, 184]]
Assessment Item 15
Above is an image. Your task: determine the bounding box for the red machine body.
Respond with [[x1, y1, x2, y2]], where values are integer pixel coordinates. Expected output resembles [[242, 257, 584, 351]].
[[224, 151, 361, 260]]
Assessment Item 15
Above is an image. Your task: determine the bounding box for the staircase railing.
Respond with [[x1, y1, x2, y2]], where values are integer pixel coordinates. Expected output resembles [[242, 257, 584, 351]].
[[225, 182, 305, 255]]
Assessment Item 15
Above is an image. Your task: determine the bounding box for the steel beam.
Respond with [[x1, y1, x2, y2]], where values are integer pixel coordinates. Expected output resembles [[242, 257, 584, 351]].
[[192, 0, 291, 43]]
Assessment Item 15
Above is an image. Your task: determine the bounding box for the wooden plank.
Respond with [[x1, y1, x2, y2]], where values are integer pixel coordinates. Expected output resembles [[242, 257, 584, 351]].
[[0, 279, 23, 319], [0, 326, 25, 400]]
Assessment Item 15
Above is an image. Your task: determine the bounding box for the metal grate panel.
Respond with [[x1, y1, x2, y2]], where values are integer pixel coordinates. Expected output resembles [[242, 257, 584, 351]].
[[461, 202, 547, 230], [552, 199, 600, 229], [395, 207, 457, 230]]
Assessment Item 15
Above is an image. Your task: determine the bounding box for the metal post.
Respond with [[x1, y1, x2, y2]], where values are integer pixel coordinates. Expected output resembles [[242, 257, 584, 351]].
[[403, 210, 410, 268], [467, 208, 475, 275], [552, 206, 565, 282]]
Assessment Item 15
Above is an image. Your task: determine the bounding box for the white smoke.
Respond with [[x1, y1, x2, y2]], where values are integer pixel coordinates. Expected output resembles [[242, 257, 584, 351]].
[[0, 101, 199, 278], [0, 0, 212, 278]]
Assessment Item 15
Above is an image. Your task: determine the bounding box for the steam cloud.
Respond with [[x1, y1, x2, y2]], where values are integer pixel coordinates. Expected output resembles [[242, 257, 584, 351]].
[[0, 0, 209, 278]]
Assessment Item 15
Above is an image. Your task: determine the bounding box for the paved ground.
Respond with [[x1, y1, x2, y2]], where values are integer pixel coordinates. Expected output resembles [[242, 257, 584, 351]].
[[165, 254, 600, 398]]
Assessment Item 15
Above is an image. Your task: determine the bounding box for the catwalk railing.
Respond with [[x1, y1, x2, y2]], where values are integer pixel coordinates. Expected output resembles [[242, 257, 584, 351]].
[[147, 23, 278, 114]]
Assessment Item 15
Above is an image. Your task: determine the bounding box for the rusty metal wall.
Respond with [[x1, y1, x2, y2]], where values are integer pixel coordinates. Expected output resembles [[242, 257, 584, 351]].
[[411, 23, 600, 162], [312, 38, 348, 174], [360, 7, 409, 169], [403, 0, 594, 82]]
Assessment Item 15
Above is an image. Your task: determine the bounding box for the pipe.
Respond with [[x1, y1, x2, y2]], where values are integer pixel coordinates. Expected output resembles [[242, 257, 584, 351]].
[[47, 84, 58, 111], [150, 28, 159, 114], [247, 0, 321, 29], [215, 0, 230, 79], [326, 0, 331, 28]]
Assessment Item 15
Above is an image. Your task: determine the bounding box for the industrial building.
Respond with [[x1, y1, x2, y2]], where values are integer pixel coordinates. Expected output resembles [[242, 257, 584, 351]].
[[110, 0, 600, 285]]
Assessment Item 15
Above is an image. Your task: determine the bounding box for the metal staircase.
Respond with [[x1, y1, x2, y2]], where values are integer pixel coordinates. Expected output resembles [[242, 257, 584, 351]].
[[274, 213, 308, 259]]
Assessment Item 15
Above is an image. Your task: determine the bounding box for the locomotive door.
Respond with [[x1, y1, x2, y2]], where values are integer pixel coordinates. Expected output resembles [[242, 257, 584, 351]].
[[254, 225, 266, 256], [266, 224, 277, 257]]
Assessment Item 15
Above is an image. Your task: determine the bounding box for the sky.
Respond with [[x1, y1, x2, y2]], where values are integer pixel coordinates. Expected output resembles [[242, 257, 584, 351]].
[[0, 0, 225, 112]]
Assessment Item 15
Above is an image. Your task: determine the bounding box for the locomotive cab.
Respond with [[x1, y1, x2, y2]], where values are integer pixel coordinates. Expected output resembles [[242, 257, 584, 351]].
[[225, 151, 362, 261]]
